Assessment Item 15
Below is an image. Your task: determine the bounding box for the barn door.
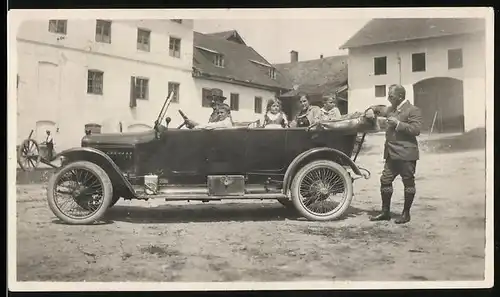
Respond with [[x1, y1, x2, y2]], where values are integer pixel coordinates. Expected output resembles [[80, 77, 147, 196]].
[[413, 77, 464, 133]]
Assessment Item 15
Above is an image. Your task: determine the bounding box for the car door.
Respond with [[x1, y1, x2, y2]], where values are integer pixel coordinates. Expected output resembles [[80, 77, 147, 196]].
[[161, 129, 208, 178], [245, 128, 287, 174], [137, 129, 208, 182], [205, 129, 248, 175]]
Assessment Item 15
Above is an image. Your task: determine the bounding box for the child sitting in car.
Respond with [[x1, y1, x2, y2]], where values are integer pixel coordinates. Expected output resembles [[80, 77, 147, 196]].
[[258, 99, 289, 129]]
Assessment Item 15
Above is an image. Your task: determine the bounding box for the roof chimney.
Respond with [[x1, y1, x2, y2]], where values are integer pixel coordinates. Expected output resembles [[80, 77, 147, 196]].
[[290, 50, 298, 63]]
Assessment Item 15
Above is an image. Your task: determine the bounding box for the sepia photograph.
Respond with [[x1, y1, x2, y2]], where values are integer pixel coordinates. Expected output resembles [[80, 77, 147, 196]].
[[7, 7, 493, 291]]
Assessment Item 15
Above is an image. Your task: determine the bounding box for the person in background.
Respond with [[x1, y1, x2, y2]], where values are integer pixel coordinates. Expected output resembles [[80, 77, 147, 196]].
[[290, 95, 321, 128], [258, 98, 289, 128], [364, 84, 423, 224], [208, 88, 227, 123], [319, 95, 342, 121], [187, 104, 234, 130], [43, 130, 54, 160]]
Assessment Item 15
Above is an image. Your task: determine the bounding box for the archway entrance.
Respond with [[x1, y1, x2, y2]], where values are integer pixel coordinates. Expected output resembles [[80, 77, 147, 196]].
[[413, 77, 464, 133]]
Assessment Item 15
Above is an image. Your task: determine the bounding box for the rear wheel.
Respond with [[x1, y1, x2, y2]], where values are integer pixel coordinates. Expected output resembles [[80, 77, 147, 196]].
[[290, 160, 353, 221], [47, 161, 113, 225]]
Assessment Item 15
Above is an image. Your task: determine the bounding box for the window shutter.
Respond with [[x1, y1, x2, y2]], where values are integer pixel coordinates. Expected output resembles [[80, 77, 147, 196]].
[[129, 77, 137, 108]]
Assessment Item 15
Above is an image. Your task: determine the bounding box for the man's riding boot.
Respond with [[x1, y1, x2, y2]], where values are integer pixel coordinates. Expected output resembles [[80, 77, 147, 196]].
[[395, 189, 414, 224], [370, 193, 392, 221], [395, 211, 410, 224]]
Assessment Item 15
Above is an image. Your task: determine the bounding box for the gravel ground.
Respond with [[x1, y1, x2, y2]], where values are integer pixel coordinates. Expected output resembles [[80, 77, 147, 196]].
[[15, 144, 487, 282]]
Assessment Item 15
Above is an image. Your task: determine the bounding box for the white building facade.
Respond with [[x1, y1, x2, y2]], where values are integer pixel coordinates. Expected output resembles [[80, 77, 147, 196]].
[[342, 19, 486, 133], [16, 19, 199, 151], [16, 21, 288, 152]]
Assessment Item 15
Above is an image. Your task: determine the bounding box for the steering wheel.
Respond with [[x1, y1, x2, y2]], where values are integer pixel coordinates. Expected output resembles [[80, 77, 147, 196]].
[[177, 109, 190, 129]]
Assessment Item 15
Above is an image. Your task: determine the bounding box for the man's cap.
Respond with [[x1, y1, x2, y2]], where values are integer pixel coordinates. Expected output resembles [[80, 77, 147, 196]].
[[211, 88, 226, 101]]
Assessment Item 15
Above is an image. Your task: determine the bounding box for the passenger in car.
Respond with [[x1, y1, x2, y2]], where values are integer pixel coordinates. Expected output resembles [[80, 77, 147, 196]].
[[319, 95, 342, 121], [258, 98, 289, 129], [208, 88, 227, 123], [187, 104, 234, 130], [290, 95, 321, 128]]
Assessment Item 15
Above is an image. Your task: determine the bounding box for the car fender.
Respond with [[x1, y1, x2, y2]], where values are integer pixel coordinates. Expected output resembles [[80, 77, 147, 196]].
[[54, 147, 136, 198], [282, 147, 362, 196]]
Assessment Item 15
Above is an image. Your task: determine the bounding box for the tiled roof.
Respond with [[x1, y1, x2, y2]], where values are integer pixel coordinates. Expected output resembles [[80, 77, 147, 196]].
[[341, 18, 486, 49], [193, 31, 291, 91], [206, 30, 247, 45], [274, 55, 348, 97]]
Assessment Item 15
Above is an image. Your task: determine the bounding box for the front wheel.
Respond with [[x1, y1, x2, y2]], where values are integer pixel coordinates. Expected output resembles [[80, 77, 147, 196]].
[[47, 161, 113, 225], [290, 160, 353, 221]]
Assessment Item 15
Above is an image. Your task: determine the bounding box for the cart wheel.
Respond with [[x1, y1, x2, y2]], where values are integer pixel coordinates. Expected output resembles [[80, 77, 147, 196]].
[[17, 139, 42, 171], [290, 160, 353, 221], [47, 161, 113, 225], [276, 198, 294, 209]]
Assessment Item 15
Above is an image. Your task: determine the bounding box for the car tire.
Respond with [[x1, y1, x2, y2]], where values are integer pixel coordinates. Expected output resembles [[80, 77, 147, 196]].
[[290, 160, 353, 221], [47, 161, 113, 225]]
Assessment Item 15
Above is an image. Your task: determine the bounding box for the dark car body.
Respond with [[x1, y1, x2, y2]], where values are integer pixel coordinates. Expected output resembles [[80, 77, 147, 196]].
[[48, 115, 377, 225], [56, 125, 363, 200]]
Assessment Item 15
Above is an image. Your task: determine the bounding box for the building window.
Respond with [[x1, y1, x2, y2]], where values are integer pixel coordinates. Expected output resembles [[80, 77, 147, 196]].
[[168, 82, 180, 103], [374, 56, 387, 75], [375, 85, 386, 98], [213, 54, 224, 67], [169, 37, 181, 58], [230, 93, 240, 111], [85, 123, 102, 135], [202, 88, 212, 107], [95, 20, 112, 44], [448, 48, 463, 69], [254, 96, 263, 114], [171, 19, 182, 24], [48, 20, 67, 34], [137, 28, 151, 52], [133, 77, 149, 100], [87, 70, 104, 95], [412, 52, 426, 72], [268, 67, 276, 79]]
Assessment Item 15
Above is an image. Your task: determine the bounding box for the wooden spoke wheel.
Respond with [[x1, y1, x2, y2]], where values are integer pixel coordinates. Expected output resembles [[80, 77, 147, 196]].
[[17, 139, 42, 172]]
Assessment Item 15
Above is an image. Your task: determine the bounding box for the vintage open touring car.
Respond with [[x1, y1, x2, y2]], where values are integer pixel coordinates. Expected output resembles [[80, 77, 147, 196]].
[[31, 93, 381, 225]]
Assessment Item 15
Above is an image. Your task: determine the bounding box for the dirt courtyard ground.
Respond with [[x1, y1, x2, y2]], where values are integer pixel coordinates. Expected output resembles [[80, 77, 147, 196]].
[[15, 140, 487, 282]]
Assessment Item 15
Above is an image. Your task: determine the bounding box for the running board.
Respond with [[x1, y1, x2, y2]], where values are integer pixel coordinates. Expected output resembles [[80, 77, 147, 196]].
[[132, 184, 286, 201]]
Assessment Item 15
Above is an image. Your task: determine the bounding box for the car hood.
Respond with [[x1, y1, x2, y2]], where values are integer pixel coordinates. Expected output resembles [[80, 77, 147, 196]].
[[81, 130, 156, 147]]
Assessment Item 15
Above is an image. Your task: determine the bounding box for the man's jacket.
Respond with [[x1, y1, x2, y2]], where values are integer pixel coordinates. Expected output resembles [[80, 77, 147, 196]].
[[370, 101, 423, 161]]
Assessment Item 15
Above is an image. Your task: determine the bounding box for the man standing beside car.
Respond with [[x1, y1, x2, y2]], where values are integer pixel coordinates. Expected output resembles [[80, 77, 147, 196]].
[[364, 84, 423, 224]]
